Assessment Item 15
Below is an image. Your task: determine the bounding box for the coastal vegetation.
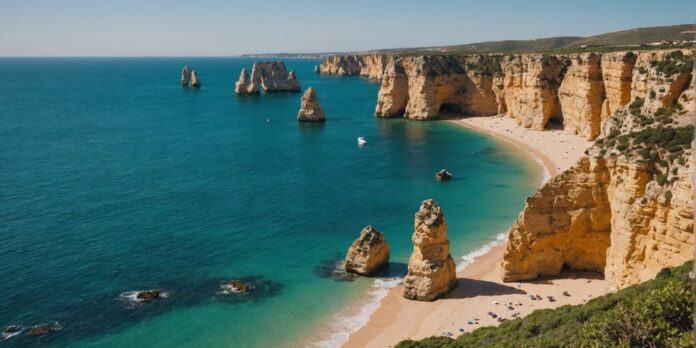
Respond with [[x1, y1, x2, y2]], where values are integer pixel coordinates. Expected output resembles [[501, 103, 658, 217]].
[[396, 261, 695, 348]]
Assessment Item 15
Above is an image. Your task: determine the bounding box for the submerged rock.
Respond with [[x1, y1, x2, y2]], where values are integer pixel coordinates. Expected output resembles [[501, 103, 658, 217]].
[[190, 70, 201, 88], [436, 169, 452, 181], [344, 225, 390, 276], [136, 289, 163, 300], [403, 199, 457, 301], [220, 280, 252, 293], [180, 66, 191, 86], [27, 325, 49, 337], [297, 87, 325, 122]]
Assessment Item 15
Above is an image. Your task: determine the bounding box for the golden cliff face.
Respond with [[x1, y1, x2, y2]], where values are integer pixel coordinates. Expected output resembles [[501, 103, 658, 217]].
[[502, 101, 694, 288], [500, 54, 566, 130], [558, 53, 605, 139], [375, 55, 501, 120], [323, 49, 693, 141], [318, 54, 394, 80]]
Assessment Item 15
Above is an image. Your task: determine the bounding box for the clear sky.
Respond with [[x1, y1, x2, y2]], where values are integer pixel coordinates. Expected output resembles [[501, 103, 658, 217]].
[[0, 0, 693, 56]]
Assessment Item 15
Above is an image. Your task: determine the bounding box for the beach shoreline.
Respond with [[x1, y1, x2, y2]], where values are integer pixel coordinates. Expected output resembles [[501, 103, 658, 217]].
[[334, 115, 599, 347]]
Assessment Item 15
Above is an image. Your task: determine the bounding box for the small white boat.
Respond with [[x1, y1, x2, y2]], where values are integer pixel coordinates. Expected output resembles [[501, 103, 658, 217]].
[[357, 137, 367, 146]]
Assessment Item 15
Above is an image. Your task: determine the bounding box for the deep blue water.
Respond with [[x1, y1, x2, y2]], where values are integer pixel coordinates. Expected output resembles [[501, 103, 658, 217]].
[[0, 58, 539, 347]]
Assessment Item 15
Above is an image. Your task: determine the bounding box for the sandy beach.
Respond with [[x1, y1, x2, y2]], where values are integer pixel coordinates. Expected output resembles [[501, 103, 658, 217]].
[[449, 115, 593, 177], [341, 115, 603, 348]]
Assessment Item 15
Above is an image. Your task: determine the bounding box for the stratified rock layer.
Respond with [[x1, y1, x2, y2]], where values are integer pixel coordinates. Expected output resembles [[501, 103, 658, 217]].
[[344, 225, 390, 276], [503, 98, 694, 288], [235, 61, 300, 94], [403, 200, 457, 301], [322, 49, 693, 140], [319, 54, 395, 80], [297, 87, 325, 122]]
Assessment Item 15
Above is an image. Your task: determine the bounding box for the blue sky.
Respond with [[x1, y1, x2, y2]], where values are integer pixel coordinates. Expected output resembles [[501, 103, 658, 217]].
[[0, 0, 692, 56]]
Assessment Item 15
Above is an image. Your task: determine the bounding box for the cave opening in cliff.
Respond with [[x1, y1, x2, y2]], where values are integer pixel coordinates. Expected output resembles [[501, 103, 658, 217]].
[[547, 113, 565, 130], [438, 103, 462, 116]]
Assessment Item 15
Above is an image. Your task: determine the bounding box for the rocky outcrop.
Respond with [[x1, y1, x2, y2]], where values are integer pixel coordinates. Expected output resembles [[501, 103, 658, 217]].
[[403, 199, 457, 301], [344, 225, 390, 276], [234, 68, 259, 94], [297, 87, 325, 122], [234, 62, 301, 94], [180, 66, 191, 86], [190, 70, 201, 88], [503, 99, 694, 288], [325, 49, 693, 140]]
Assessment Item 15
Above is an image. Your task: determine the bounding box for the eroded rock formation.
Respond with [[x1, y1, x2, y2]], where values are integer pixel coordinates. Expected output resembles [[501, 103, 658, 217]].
[[297, 87, 325, 122], [181, 66, 191, 86], [234, 61, 301, 94], [190, 70, 201, 88], [503, 98, 694, 288], [403, 199, 457, 301], [234, 68, 259, 94], [323, 49, 693, 140], [344, 225, 390, 276]]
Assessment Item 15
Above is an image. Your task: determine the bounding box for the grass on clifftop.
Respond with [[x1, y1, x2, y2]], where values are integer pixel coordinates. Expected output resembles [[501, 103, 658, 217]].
[[396, 261, 695, 348]]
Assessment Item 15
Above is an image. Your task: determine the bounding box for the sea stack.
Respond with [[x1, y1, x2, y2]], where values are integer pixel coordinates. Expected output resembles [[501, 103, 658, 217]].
[[190, 70, 201, 88], [344, 225, 390, 276], [403, 199, 457, 301], [234, 61, 300, 94], [297, 87, 325, 122], [235, 68, 260, 94], [180, 66, 191, 86]]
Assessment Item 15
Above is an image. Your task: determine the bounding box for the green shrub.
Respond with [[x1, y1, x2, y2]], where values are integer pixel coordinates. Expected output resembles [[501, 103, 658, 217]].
[[628, 98, 644, 115]]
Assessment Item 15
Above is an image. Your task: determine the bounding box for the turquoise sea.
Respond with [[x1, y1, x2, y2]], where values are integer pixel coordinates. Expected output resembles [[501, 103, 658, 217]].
[[0, 58, 540, 347]]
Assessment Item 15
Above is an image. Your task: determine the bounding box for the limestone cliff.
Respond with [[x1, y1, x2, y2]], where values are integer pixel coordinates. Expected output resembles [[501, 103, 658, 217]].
[[324, 49, 693, 140], [403, 199, 457, 301], [234, 61, 301, 94], [319, 54, 395, 80], [502, 99, 694, 288]]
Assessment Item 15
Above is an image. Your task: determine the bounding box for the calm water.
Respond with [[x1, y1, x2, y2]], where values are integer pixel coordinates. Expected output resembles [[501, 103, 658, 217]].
[[0, 58, 540, 347]]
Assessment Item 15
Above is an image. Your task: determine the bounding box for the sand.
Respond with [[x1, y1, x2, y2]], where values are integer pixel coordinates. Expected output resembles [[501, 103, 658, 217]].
[[450, 115, 593, 177], [341, 115, 604, 348]]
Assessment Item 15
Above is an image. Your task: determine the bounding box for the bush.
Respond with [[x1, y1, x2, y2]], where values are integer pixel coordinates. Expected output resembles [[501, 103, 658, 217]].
[[628, 98, 644, 115]]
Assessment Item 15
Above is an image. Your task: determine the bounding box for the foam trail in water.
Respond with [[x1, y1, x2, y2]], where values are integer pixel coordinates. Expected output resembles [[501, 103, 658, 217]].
[[310, 277, 401, 348]]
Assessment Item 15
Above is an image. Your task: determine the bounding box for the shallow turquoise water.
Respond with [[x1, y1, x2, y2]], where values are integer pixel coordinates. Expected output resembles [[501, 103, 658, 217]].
[[0, 58, 540, 347]]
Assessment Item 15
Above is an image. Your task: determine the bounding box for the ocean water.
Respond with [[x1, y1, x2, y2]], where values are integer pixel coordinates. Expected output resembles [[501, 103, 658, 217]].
[[0, 58, 540, 347]]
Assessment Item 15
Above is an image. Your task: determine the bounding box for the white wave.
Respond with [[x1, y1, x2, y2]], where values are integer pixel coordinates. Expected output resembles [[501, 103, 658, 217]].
[[531, 155, 551, 185], [310, 277, 401, 348], [456, 233, 508, 272]]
